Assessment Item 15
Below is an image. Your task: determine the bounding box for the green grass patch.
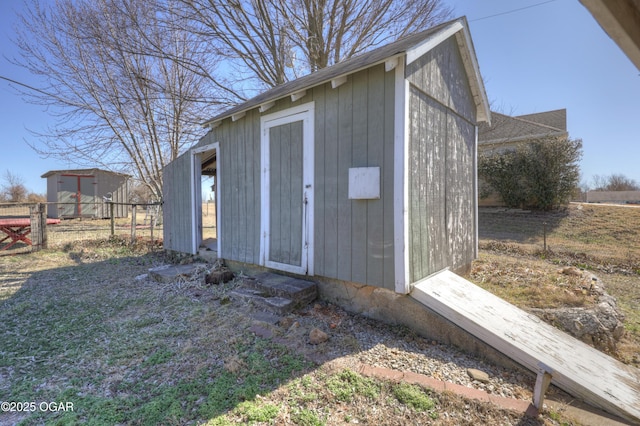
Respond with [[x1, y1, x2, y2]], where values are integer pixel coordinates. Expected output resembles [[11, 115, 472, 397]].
[[392, 383, 436, 412], [326, 369, 381, 402], [291, 407, 325, 426]]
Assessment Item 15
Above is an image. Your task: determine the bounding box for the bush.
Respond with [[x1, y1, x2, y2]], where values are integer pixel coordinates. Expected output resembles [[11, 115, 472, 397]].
[[479, 138, 582, 211]]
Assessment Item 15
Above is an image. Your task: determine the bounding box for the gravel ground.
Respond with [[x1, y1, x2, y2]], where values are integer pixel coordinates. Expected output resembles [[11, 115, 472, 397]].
[[169, 262, 539, 405], [234, 296, 537, 404]]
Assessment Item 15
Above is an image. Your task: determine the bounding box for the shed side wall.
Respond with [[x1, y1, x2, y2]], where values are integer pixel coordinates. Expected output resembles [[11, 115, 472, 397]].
[[210, 109, 261, 264], [406, 36, 478, 281], [163, 151, 194, 253], [203, 63, 396, 290], [97, 171, 129, 218]]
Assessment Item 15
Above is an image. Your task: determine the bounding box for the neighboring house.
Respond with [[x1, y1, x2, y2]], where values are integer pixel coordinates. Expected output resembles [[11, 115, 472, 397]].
[[477, 109, 568, 206], [41, 169, 130, 219], [162, 17, 490, 295], [478, 108, 568, 154]]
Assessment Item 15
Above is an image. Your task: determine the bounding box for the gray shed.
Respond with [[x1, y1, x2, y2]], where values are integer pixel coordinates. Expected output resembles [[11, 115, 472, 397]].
[[163, 17, 490, 294], [41, 169, 130, 219]]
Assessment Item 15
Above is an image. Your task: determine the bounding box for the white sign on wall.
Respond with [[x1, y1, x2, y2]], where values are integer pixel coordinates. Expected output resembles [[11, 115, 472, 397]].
[[348, 167, 380, 200]]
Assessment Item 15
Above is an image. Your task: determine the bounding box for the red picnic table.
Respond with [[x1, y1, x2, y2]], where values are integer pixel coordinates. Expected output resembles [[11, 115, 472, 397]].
[[0, 217, 61, 251]]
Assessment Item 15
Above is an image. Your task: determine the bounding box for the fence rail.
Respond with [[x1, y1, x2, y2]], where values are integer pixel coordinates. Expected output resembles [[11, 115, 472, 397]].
[[0, 202, 163, 255]]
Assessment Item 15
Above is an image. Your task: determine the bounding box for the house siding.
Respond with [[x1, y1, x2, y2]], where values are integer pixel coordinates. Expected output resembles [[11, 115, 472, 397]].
[[406, 36, 477, 282]]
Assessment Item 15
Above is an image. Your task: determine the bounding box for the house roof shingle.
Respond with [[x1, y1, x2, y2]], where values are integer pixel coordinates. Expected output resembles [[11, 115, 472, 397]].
[[478, 108, 567, 145], [204, 17, 490, 127]]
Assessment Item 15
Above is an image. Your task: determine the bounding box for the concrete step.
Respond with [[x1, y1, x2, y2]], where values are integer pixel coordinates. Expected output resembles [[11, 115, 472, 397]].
[[230, 273, 317, 314], [246, 272, 317, 305], [148, 263, 208, 283], [229, 287, 295, 315]]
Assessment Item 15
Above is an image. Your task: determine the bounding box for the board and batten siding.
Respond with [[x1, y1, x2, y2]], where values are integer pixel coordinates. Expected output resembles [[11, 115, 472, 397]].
[[163, 151, 194, 253], [202, 63, 396, 289], [406, 35, 478, 282]]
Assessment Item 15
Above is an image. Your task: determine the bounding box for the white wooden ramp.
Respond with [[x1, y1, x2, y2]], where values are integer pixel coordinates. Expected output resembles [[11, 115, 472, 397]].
[[411, 270, 640, 423]]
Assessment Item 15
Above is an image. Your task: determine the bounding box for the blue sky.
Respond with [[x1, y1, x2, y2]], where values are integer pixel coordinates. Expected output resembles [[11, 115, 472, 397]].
[[1, 0, 639, 195]]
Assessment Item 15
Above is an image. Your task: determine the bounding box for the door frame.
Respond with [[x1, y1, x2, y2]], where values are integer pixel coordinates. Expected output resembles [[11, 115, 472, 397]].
[[191, 142, 220, 256], [259, 102, 315, 275]]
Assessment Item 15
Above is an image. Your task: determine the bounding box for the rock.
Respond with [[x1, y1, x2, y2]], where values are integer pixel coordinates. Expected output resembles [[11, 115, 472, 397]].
[[530, 272, 626, 353], [467, 368, 490, 383], [309, 328, 329, 345], [205, 269, 234, 285], [558, 266, 583, 277], [278, 317, 295, 329]]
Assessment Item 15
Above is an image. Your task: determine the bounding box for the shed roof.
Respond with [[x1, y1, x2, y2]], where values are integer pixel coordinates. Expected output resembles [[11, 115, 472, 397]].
[[478, 109, 568, 146], [41, 168, 131, 179], [204, 17, 490, 127]]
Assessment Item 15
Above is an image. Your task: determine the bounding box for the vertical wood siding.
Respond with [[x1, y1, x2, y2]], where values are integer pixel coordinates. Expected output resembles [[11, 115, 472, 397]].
[[211, 109, 261, 264], [406, 36, 478, 282], [202, 63, 396, 289], [406, 36, 476, 124], [312, 64, 396, 290], [163, 151, 194, 253]]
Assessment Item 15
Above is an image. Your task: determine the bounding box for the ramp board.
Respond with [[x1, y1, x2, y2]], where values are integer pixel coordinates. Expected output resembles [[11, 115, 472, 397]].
[[411, 270, 640, 423]]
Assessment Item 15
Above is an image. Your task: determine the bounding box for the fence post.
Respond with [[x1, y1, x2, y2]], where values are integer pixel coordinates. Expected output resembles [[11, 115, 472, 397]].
[[149, 207, 154, 251], [543, 221, 547, 252], [29, 203, 47, 251], [131, 204, 137, 245], [110, 202, 115, 237]]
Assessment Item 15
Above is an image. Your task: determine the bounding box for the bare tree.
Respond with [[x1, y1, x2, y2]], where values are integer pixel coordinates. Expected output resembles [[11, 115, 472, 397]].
[[1, 171, 28, 202], [592, 174, 640, 191], [178, 0, 452, 91], [11, 0, 218, 199]]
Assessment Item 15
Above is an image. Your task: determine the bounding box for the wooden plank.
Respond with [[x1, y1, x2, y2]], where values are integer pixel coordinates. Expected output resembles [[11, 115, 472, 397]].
[[366, 65, 385, 288], [336, 78, 353, 281], [237, 118, 248, 262], [269, 125, 283, 263], [313, 85, 326, 277], [412, 270, 640, 424], [351, 69, 368, 284], [323, 85, 339, 279], [251, 110, 262, 265], [408, 89, 424, 281], [446, 113, 476, 270], [382, 67, 396, 290], [289, 121, 304, 266]]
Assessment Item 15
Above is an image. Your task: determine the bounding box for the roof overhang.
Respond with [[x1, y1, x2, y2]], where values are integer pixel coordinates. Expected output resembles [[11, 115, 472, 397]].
[[580, 0, 640, 70], [203, 17, 491, 128]]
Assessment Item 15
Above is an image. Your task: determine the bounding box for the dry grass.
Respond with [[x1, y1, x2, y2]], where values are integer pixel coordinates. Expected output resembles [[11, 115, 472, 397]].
[[0, 241, 576, 425], [473, 203, 640, 366]]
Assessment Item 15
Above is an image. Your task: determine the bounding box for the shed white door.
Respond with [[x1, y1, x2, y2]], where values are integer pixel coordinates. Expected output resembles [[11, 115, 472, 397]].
[[260, 104, 314, 275]]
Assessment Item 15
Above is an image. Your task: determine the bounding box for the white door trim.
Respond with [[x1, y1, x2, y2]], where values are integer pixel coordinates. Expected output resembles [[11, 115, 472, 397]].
[[260, 102, 315, 275], [191, 142, 221, 256]]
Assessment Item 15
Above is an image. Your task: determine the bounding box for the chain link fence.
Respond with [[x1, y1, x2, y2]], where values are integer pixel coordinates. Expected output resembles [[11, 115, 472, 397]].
[[478, 204, 640, 271], [0, 202, 162, 256]]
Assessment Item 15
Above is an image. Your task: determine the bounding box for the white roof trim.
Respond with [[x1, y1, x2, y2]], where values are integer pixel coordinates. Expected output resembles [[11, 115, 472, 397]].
[[406, 21, 464, 65], [259, 101, 276, 113], [291, 90, 307, 102], [456, 26, 491, 124], [331, 75, 347, 89], [231, 111, 246, 122]]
